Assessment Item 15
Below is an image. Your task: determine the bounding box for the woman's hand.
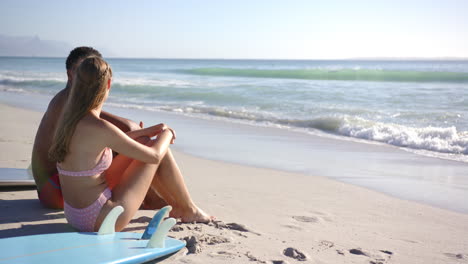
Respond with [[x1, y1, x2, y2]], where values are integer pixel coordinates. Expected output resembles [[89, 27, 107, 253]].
[[125, 123, 176, 143], [148, 123, 168, 137], [167, 128, 176, 144], [155, 125, 176, 144], [149, 124, 176, 143]]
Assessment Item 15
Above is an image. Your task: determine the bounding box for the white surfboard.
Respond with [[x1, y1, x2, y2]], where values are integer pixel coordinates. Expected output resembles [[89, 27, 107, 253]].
[[0, 168, 35, 186]]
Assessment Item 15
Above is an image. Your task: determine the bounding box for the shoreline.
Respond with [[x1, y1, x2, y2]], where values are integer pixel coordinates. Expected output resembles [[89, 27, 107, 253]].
[[1, 102, 468, 263]]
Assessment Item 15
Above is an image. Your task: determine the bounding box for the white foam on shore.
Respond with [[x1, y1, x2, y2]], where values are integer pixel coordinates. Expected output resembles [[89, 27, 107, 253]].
[[338, 118, 468, 155], [104, 100, 468, 162], [0, 71, 66, 83]]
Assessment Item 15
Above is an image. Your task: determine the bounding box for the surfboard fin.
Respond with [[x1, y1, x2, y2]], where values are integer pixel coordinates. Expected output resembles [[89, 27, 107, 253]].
[[146, 218, 177, 248], [98, 206, 124, 235], [141, 205, 172, 239]]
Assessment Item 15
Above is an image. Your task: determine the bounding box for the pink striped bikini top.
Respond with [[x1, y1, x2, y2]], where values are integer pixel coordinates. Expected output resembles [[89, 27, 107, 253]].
[[57, 148, 113, 177]]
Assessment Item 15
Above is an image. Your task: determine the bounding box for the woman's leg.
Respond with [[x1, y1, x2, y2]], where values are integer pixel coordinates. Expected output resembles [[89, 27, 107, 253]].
[[151, 149, 212, 222], [106, 136, 167, 209], [98, 145, 158, 231], [98, 139, 212, 231]]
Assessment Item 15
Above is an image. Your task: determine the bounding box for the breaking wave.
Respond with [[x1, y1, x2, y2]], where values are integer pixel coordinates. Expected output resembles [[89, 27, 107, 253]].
[[182, 68, 468, 83]]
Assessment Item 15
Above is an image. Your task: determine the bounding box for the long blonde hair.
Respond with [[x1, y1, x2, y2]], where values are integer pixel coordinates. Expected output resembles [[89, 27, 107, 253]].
[[49, 56, 112, 162]]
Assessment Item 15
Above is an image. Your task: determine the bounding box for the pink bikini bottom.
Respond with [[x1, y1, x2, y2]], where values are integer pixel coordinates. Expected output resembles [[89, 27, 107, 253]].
[[64, 188, 112, 232]]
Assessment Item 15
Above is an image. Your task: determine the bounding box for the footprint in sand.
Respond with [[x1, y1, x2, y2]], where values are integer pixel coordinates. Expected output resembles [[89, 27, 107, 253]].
[[281, 224, 303, 231], [213, 221, 261, 236], [245, 252, 267, 263], [336, 249, 345, 255], [183, 236, 202, 254], [292, 215, 319, 223], [348, 248, 393, 263], [208, 251, 237, 260], [183, 233, 232, 254], [349, 248, 369, 256], [318, 240, 334, 249], [309, 211, 333, 221], [444, 253, 466, 260], [283, 247, 308, 261]]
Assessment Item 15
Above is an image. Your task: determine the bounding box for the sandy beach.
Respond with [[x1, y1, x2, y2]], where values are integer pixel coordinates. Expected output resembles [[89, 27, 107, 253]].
[[1, 102, 468, 264]]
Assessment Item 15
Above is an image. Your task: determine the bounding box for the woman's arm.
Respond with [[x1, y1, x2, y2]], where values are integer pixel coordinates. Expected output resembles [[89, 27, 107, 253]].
[[100, 111, 141, 132], [101, 120, 175, 164], [125, 124, 167, 140]]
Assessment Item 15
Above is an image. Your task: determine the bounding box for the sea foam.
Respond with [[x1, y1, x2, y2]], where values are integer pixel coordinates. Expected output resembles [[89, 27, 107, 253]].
[[106, 98, 468, 157], [339, 118, 468, 154]]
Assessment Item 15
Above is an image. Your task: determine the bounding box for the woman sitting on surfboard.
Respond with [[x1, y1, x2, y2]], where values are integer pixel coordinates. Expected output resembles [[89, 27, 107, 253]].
[[48, 56, 213, 232]]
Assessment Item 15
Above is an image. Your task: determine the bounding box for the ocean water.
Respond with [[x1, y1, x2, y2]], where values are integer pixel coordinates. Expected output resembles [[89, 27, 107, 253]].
[[1, 57, 467, 162]]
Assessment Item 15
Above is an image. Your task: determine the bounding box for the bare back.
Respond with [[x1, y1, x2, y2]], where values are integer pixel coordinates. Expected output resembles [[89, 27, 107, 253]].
[[58, 113, 110, 209], [31, 88, 69, 189]]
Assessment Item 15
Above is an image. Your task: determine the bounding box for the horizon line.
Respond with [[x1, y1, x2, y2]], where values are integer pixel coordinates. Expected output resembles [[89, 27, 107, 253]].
[[1, 55, 468, 61]]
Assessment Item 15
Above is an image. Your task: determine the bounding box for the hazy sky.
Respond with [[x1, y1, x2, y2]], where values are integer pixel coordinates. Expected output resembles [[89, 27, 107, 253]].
[[1, 0, 467, 59]]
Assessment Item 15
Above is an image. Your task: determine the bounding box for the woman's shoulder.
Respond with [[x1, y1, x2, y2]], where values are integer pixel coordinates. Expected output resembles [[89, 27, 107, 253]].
[[69, 114, 111, 151], [77, 113, 116, 133], [76, 113, 128, 148]]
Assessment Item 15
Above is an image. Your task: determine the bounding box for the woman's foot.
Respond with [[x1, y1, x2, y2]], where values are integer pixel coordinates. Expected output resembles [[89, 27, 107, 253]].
[[170, 206, 214, 223]]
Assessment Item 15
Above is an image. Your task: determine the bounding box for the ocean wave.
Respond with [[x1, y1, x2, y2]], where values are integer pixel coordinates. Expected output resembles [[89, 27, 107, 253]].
[[0, 78, 65, 88], [338, 117, 468, 155], [182, 68, 468, 83], [0, 72, 66, 90], [0, 71, 66, 82], [267, 117, 467, 156], [0, 74, 230, 93], [106, 100, 468, 156], [112, 78, 196, 88]]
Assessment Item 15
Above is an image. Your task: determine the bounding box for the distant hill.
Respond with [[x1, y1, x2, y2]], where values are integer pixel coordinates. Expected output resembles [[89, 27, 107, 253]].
[[0, 34, 72, 57]]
